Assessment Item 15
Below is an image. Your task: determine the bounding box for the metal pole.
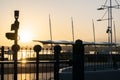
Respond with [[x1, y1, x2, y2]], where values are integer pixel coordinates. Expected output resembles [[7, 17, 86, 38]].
[[33, 45, 41, 80], [54, 45, 61, 80], [109, 0, 113, 54], [107, 7, 111, 54], [36, 52, 39, 80], [14, 49, 18, 80], [13, 10, 20, 80], [113, 21, 117, 53], [73, 40, 84, 80], [1, 46, 4, 80], [12, 44, 20, 80]]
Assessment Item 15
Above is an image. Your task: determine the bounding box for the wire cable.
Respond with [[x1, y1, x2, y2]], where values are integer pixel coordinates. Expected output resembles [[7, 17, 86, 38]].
[[115, 0, 120, 5], [101, 10, 108, 19], [103, 0, 108, 6]]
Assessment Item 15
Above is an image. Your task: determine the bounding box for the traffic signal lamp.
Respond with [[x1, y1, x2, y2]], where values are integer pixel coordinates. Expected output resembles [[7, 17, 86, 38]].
[[6, 10, 19, 41], [6, 32, 16, 40], [11, 22, 19, 31], [14, 10, 19, 19]]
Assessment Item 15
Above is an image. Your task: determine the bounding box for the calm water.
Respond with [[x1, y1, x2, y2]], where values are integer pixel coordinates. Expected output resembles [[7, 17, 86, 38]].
[[0, 63, 55, 80], [2, 72, 54, 80]]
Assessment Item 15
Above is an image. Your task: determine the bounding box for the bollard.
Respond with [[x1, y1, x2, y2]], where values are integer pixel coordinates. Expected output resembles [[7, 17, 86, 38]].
[[72, 39, 84, 80], [54, 45, 61, 80], [33, 45, 42, 80]]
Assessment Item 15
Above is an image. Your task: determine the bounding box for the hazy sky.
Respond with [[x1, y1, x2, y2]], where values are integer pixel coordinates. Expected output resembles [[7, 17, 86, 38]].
[[0, 0, 120, 46]]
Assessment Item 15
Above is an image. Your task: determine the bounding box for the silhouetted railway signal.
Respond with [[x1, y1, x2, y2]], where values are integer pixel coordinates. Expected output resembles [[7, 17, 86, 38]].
[[5, 10, 19, 42]]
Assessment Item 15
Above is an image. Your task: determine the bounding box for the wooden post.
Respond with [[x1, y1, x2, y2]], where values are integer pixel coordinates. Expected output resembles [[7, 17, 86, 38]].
[[1, 46, 4, 80], [33, 45, 42, 80], [73, 39, 84, 80], [54, 45, 61, 80]]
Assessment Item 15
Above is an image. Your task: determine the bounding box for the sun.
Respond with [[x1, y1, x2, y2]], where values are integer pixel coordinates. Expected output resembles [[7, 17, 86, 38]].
[[19, 30, 33, 43]]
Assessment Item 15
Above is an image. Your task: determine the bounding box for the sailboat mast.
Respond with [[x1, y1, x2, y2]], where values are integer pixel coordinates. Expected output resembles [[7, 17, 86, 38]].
[[109, 0, 113, 54], [113, 21, 116, 45], [92, 19, 97, 54], [49, 14, 53, 49], [113, 21, 117, 53], [92, 19, 96, 45], [71, 17, 74, 42]]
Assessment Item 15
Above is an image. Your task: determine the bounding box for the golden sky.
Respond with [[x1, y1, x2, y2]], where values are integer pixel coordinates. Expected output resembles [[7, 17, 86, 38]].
[[0, 0, 120, 46]]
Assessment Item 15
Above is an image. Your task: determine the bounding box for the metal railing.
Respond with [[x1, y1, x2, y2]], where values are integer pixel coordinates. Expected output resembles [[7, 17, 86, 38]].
[[0, 45, 70, 80], [1, 40, 120, 80]]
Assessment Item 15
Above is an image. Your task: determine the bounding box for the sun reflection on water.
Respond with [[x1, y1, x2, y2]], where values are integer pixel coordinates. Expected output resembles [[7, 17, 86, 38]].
[[21, 59, 27, 64]]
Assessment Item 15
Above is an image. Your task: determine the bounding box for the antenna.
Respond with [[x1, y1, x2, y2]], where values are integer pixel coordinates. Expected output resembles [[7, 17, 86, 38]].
[[97, 0, 120, 54]]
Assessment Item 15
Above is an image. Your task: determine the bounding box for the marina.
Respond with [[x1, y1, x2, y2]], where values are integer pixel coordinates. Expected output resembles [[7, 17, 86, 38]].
[[1, 0, 120, 80]]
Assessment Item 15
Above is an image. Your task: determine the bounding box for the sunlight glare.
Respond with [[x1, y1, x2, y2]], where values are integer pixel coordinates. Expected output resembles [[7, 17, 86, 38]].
[[22, 59, 27, 64], [19, 30, 33, 43]]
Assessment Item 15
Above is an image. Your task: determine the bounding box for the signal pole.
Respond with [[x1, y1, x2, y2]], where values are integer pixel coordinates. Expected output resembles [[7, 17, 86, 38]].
[[6, 10, 20, 80]]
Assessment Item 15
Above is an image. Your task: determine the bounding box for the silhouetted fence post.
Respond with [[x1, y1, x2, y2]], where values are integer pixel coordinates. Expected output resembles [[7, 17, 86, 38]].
[[1, 46, 4, 80], [54, 45, 61, 80], [73, 39, 84, 80], [33, 45, 42, 80]]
